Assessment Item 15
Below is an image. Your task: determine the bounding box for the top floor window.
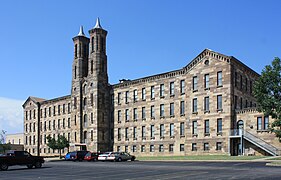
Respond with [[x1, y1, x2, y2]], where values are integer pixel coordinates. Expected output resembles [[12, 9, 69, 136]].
[[193, 76, 198, 91], [264, 116, 269, 130], [217, 71, 222, 87], [257, 117, 262, 130], [68, 103, 71, 113], [151, 86, 155, 99], [118, 92, 121, 104], [170, 82, 174, 95], [125, 91, 129, 103], [160, 84, 164, 97], [142, 88, 146, 100], [133, 90, 138, 102], [180, 80, 185, 94], [204, 74, 209, 89]]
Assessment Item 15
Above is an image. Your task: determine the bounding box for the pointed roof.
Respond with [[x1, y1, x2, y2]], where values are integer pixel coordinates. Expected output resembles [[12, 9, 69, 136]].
[[22, 96, 46, 108], [94, 17, 102, 29], [77, 26, 85, 36]]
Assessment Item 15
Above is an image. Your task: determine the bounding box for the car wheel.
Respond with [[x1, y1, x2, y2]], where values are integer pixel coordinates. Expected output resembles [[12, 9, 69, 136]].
[[131, 157, 135, 161], [0, 163, 8, 171], [117, 157, 122, 162], [35, 161, 42, 168]]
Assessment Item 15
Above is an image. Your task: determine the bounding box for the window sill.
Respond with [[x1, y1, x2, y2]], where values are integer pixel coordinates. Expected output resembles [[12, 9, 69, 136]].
[[125, 120, 129, 123], [150, 137, 155, 140], [133, 119, 138, 122], [204, 110, 210, 114], [204, 88, 210, 91], [257, 130, 270, 133], [118, 121, 121, 124], [133, 138, 137, 140], [217, 132, 222, 136], [160, 96, 165, 99], [170, 94, 175, 98], [204, 133, 210, 137], [170, 136, 175, 139], [193, 90, 198, 93], [180, 135, 185, 138], [151, 98, 155, 101], [142, 137, 146, 140], [160, 116, 165, 119], [151, 117, 155, 120], [125, 102, 129, 104], [133, 100, 138, 103], [170, 115, 175, 118], [217, 109, 223, 112], [142, 99, 146, 101], [192, 112, 198, 115], [125, 138, 129, 141], [217, 85, 223, 88], [180, 114, 185, 117], [181, 93, 185, 95], [160, 136, 165, 139], [192, 134, 198, 137], [142, 118, 146, 121], [118, 138, 121, 141]]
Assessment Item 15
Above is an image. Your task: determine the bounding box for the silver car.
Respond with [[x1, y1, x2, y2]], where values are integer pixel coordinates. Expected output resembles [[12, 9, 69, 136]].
[[114, 152, 135, 162]]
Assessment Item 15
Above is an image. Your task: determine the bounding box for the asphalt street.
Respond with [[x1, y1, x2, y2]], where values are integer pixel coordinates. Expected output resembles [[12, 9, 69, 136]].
[[0, 161, 280, 180]]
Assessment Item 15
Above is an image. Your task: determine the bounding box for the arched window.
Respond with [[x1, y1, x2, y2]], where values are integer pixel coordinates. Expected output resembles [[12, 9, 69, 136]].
[[83, 131, 87, 143], [84, 114, 88, 127], [75, 44, 77, 58], [84, 85, 87, 94], [83, 97, 87, 109]]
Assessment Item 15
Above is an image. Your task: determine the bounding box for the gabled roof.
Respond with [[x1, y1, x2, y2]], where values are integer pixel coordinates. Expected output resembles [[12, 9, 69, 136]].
[[22, 96, 46, 108]]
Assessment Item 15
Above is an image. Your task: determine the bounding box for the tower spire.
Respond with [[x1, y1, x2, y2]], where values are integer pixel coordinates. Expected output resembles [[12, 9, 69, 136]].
[[94, 17, 102, 29], [77, 26, 85, 36]]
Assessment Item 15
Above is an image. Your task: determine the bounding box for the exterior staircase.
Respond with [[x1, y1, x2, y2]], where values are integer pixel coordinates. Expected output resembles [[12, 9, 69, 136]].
[[243, 131, 280, 156]]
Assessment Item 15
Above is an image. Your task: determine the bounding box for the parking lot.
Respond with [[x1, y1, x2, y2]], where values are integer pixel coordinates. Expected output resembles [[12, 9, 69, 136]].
[[0, 160, 281, 179]]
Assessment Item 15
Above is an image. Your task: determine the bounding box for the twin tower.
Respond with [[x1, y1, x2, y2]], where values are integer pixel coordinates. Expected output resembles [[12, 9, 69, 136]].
[[71, 18, 112, 152]]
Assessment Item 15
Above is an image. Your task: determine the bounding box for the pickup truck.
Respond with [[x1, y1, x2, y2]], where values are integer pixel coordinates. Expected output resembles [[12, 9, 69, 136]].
[[0, 150, 45, 171]]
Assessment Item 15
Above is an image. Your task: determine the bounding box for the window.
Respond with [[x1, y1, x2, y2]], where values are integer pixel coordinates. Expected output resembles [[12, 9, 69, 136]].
[[160, 124, 164, 138], [133, 89, 138, 102], [58, 105, 61, 115], [68, 118, 70, 128], [63, 104, 65, 114], [264, 116, 269, 130], [74, 97, 77, 109], [160, 104, 165, 117], [235, 72, 237, 87], [68, 103, 71, 113], [91, 93, 94, 106], [142, 126, 146, 139], [217, 71, 222, 86], [125, 127, 129, 140], [125, 109, 129, 121], [125, 91, 129, 103], [151, 105, 155, 118], [63, 118, 65, 129], [192, 98, 197, 113], [204, 143, 209, 151], [49, 107, 51, 116], [118, 92, 121, 104], [118, 128, 121, 140], [245, 78, 248, 92], [193, 76, 198, 91], [170, 82, 174, 95], [240, 97, 243, 109], [142, 107, 146, 119], [159, 144, 164, 152], [204, 74, 209, 89], [217, 118, 222, 134], [180, 101, 185, 115], [125, 146, 128, 153], [117, 146, 121, 152], [150, 125, 155, 139], [204, 120, 210, 135], [33, 110, 36, 119], [216, 142, 222, 150], [250, 81, 252, 94], [141, 145, 145, 152], [53, 106, 56, 116], [160, 84, 164, 97], [180, 144, 184, 152], [91, 130, 93, 141], [83, 98, 87, 109], [257, 117, 262, 130], [192, 143, 197, 151], [192, 121, 197, 135], [133, 127, 137, 140], [117, 110, 121, 123], [132, 145, 137, 152], [240, 75, 243, 90], [142, 88, 146, 100], [180, 80, 185, 94], [204, 96, 209, 112], [170, 123, 174, 137], [234, 95, 238, 109], [169, 144, 174, 152], [170, 103, 174, 116], [180, 122, 184, 136], [151, 86, 155, 99], [133, 108, 137, 120], [53, 120, 55, 130], [217, 95, 222, 110], [150, 145, 154, 152]]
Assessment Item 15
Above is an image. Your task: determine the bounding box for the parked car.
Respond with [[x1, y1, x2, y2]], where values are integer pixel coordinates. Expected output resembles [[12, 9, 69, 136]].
[[70, 151, 89, 161], [114, 152, 135, 162], [84, 152, 100, 162], [98, 152, 115, 161], [64, 152, 75, 161]]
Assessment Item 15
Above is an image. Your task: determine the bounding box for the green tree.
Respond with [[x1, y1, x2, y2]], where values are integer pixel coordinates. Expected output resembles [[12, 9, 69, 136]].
[[253, 57, 281, 141], [47, 135, 69, 158], [0, 130, 11, 154]]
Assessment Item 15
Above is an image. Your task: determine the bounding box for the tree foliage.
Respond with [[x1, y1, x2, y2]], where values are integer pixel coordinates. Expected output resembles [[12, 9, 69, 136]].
[[0, 130, 11, 154], [253, 57, 281, 141], [47, 135, 69, 158]]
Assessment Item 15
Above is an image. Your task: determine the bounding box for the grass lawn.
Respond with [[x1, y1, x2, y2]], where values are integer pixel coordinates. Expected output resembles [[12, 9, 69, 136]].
[[137, 155, 266, 161], [268, 157, 281, 160]]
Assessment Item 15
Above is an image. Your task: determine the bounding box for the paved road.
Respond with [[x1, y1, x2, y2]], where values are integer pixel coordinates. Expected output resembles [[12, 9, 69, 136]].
[[0, 161, 280, 179]]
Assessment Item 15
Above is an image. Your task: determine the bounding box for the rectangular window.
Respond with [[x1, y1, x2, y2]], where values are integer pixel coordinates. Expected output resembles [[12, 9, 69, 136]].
[[180, 144, 184, 152], [169, 144, 174, 152], [125, 146, 128, 153], [68, 103, 71, 113], [125, 127, 129, 140], [216, 142, 222, 150], [180, 122, 184, 136], [180, 80, 185, 94], [160, 124, 164, 138], [250, 81, 252, 94], [235, 72, 237, 87], [118, 92, 121, 104], [133, 108, 137, 120], [125, 109, 129, 121], [151, 86, 155, 99], [58, 105, 61, 115], [192, 121, 198, 135], [141, 88, 146, 101], [160, 104, 165, 117], [217, 95, 222, 110], [160, 84, 164, 97], [264, 116, 269, 130], [68, 118, 70, 128], [150, 145, 154, 152], [240, 75, 243, 90], [133, 127, 137, 140], [204, 96, 209, 112], [205, 120, 210, 135], [49, 107, 51, 116], [142, 126, 146, 139], [53, 106, 56, 116], [170, 103, 174, 116], [53, 120, 55, 130], [180, 101, 185, 115], [170, 82, 174, 95], [217, 118, 222, 133], [240, 97, 243, 109], [159, 144, 164, 152], [150, 125, 155, 139], [141, 145, 145, 152], [192, 143, 197, 151], [44, 108, 47, 118], [193, 76, 198, 91], [132, 145, 137, 152], [204, 74, 209, 89], [118, 110, 121, 123], [118, 128, 121, 140], [125, 91, 129, 103], [245, 78, 248, 92], [257, 117, 262, 130], [204, 143, 209, 151], [192, 98, 197, 113], [217, 71, 222, 86], [133, 89, 138, 102], [170, 123, 174, 137], [151, 105, 155, 118], [142, 107, 146, 119]]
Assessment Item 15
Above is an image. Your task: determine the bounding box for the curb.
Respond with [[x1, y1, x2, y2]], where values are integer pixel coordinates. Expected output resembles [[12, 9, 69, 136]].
[[265, 162, 281, 167]]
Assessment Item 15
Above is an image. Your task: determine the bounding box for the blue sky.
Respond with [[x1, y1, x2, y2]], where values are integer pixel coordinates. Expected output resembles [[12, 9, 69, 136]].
[[0, 0, 280, 134]]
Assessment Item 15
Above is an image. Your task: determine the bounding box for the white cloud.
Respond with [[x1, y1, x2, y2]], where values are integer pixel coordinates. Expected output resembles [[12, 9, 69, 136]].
[[0, 97, 24, 134]]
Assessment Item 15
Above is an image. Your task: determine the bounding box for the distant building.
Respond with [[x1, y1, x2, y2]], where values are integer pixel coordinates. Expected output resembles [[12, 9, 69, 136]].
[[6, 133, 24, 145], [23, 18, 281, 156]]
